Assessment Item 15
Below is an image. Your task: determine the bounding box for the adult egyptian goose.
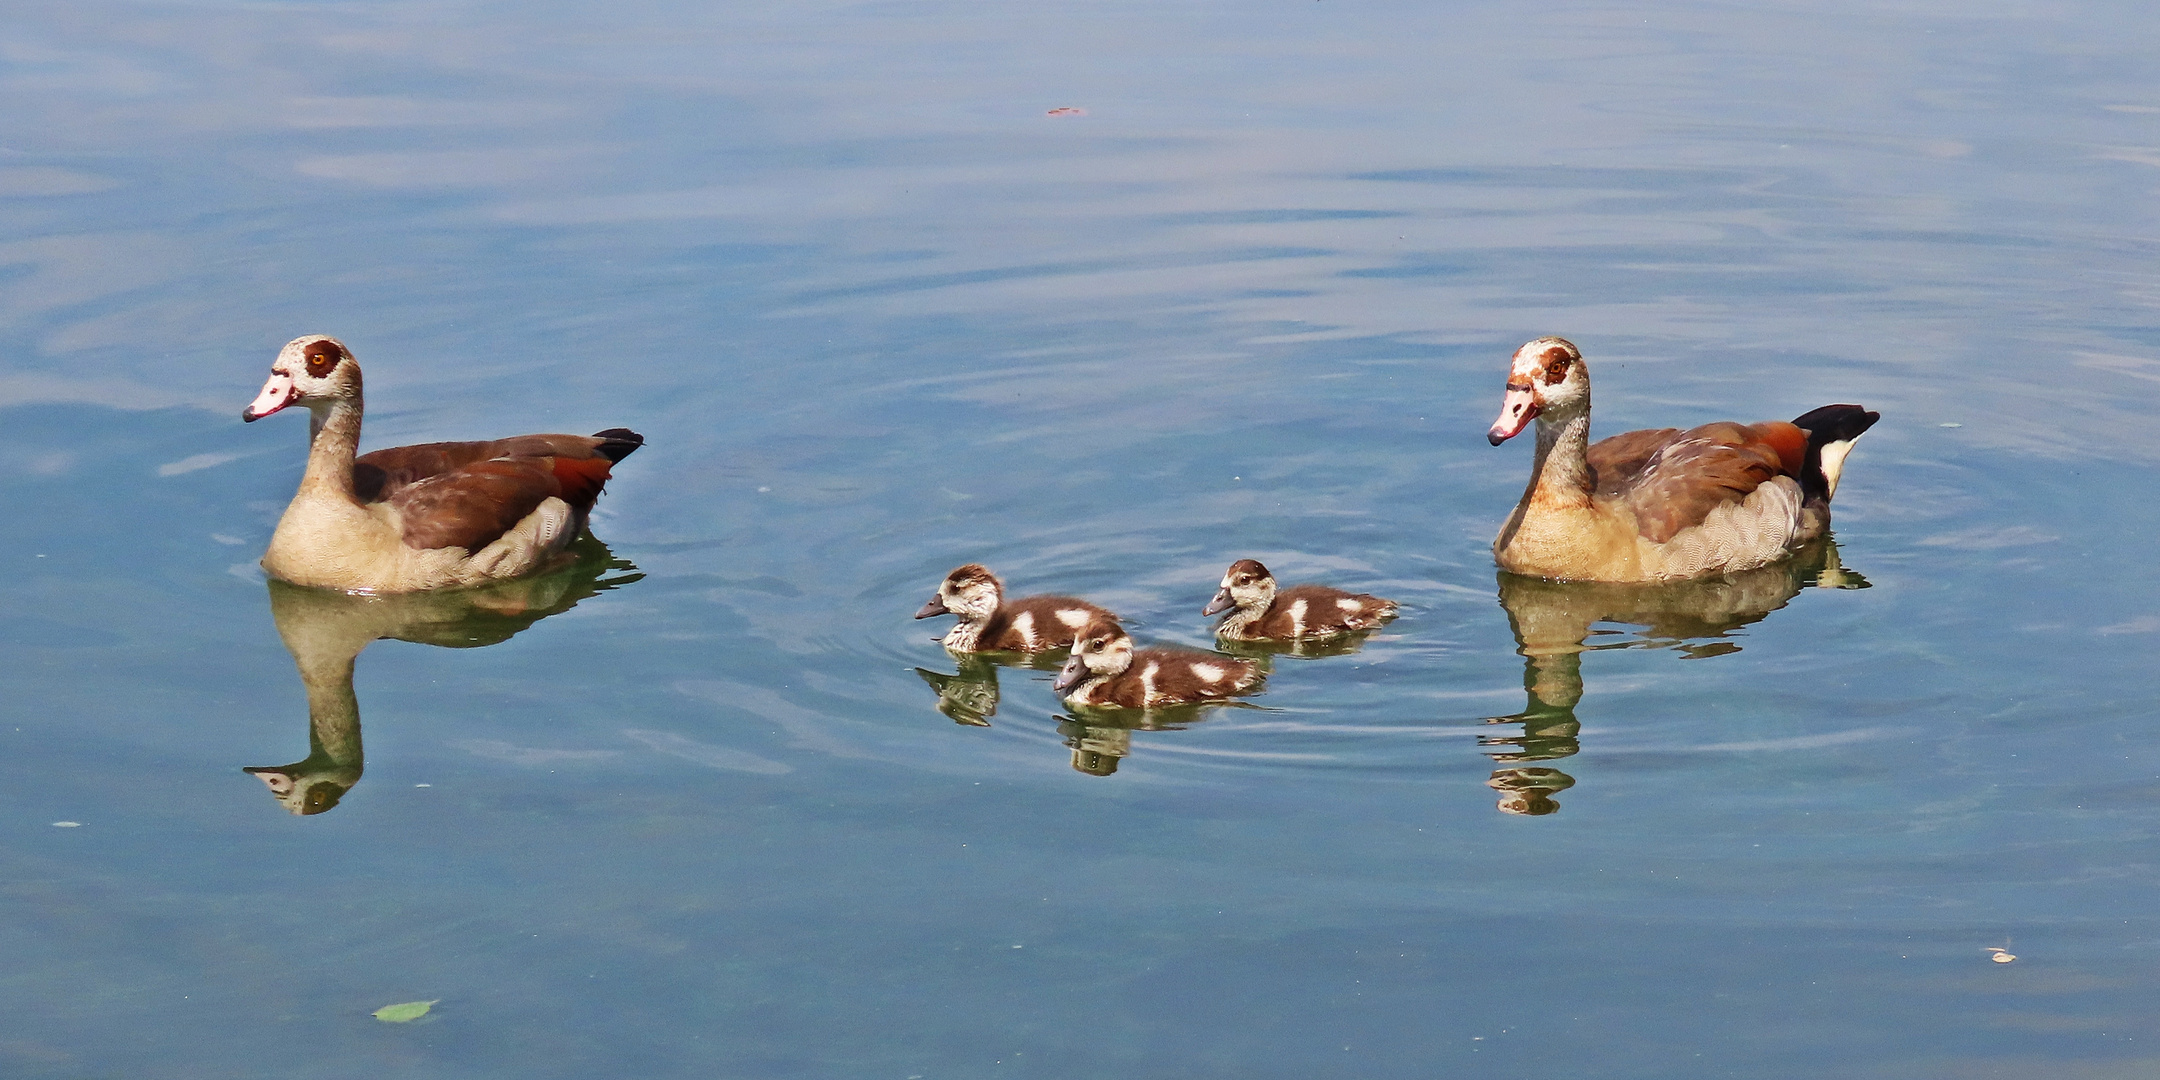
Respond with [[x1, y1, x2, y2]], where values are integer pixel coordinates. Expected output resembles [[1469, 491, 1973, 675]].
[[913, 563, 1118, 653], [1051, 618, 1263, 708], [242, 334, 642, 593], [1486, 337, 1876, 582], [1203, 558, 1399, 641]]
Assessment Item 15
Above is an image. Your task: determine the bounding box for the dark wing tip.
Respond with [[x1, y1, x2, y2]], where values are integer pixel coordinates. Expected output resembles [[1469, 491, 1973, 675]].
[[590, 428, 645, 463]]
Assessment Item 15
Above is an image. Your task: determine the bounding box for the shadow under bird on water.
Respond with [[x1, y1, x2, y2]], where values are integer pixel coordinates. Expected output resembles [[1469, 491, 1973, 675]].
[[247, 535, 641, 816], [1482, 537, 1868, 816]]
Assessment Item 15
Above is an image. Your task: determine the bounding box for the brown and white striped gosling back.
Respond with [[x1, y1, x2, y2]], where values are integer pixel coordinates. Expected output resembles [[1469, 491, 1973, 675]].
[[242, 334, 642, 593], [1487, 337, 1878, 583], [1203, 559, 1398, 641], [913, 564, 1118, 653], [1051, 619, 1263, 708]]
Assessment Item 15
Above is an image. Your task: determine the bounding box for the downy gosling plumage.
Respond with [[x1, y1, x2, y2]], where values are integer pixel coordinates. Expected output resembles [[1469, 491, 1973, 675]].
[[1051, 618, 1263, 708], [914, 563, 1118, 653], [1203, 559, 1398, 641]]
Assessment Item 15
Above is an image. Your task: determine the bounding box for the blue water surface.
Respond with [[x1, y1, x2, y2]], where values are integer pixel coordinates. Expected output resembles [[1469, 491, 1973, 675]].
[[5, 2, 2160, 1076]]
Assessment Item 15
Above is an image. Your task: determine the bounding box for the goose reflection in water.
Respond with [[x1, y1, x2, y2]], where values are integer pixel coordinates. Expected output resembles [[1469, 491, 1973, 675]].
[[1484, 538, 1868, 816], [912, 651, 1066, 727], [247, 536, 640, 815]]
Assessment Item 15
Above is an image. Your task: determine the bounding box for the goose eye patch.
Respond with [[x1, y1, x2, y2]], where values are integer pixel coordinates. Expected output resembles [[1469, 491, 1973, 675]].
[[303, 341, 341, 378], [1541, 355, 1572, 385]]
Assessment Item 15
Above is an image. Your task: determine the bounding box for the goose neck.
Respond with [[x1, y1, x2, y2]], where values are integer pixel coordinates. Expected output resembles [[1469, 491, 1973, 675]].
[[300, 397, 363, 501], [1528, 409, 1594, 507]]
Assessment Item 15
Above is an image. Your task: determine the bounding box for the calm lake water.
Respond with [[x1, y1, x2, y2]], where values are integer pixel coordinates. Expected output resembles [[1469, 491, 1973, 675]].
[[6, 2, 2160, 1076]]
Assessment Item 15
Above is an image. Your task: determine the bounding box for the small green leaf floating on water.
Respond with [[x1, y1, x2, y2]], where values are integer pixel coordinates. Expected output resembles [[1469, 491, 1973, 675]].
[[373, 1000, 438, 1023]]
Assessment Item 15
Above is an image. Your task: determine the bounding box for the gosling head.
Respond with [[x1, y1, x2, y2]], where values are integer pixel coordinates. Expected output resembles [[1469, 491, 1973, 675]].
[[915, 563, 1004, 622], [1052, 618, 1133, 693], [1202, 558, 1276, 617]]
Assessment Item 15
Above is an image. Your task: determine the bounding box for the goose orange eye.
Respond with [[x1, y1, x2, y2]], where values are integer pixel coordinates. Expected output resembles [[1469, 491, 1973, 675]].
[[303, 343, 340, 378]]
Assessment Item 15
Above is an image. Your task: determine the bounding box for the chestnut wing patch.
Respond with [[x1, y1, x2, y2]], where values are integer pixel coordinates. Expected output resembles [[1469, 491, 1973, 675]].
[[355, 434, 624, 504], [1609, 422, 1792, 544], [388, 457, 590, 553], [1743, 420, 1807, 479]]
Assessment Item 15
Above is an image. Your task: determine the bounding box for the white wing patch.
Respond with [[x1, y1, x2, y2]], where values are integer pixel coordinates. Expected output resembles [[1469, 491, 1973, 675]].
[[1192, 663, 1224, 684], [1288, 598, 1307, 637], [1336, 598, 1362, 612], [1055, 608, 1092, 628], [1012, 610, 1036, 649]]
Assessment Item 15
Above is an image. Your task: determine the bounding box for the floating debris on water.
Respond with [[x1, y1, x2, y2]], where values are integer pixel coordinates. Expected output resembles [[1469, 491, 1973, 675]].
[[374, 1000, 439, 1023]]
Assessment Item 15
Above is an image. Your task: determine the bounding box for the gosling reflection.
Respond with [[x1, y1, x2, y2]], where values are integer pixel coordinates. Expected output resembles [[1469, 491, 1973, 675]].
[[1210, 629, 1380, 666], [912, 654, 1241, 774], [912, 651, 1066, 727], [1056, 703, 1228, 777], [248, 536, 640, 815], [1483, 539, 1867, 815]]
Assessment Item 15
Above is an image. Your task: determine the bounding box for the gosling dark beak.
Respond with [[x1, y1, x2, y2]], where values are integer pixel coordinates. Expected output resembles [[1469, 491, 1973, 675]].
[[1051, 653, 1085, 693], [914, 596, 949, 620], [1201, 589, 1235, 617]]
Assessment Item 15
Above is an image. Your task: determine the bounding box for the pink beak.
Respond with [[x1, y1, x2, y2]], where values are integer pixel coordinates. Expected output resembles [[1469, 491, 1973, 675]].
[[242, 371, 297, 422], [1488, 384, 1540, 445]]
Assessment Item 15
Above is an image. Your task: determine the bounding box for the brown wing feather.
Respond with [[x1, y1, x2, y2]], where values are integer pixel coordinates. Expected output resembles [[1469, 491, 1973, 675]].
[[1585, 427, 1682, 499], [1609, 421, 1793, 544], [387, 458, 570, 552], [354, 434, 618, 504]]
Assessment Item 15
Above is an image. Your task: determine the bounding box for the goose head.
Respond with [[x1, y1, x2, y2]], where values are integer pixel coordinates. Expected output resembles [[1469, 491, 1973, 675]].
[[1487, 336, 1588, 445], [915, 563, 1004, 621], [243, 334, 360, 422], [1052, 618, 1133, 692], [1203, 558, 1276, 617]]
